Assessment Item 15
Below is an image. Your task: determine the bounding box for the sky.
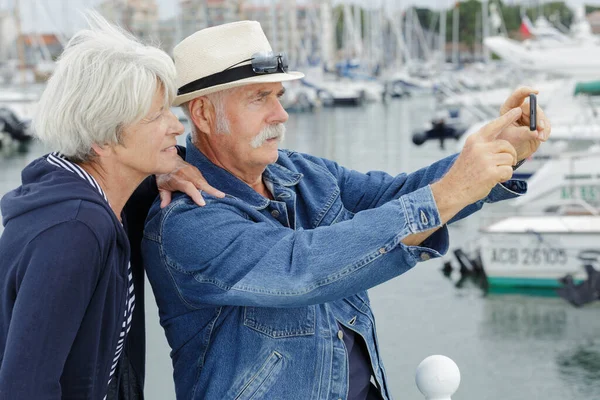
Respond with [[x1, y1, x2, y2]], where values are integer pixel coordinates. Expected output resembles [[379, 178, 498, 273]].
[[2, 0, 600, 34]]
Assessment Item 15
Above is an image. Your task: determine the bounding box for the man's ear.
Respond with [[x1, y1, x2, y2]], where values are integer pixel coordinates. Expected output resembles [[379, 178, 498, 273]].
[[189, 97, 214, 135]]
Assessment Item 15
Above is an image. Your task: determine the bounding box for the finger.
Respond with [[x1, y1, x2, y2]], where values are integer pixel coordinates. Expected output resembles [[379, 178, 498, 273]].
[[178, 170, 225, 198], [497, 165, 514, 183], [493, 152, 516, 167], [518, 101, 536, 130], [197, 181, 225, 198], [519, 99, 531, 124], [503, 125, 537, 138], [536, 106, 550, 141], [506, 125, 538, 144], [518, 125, 538, 138], [181, 182, 206, 206], [174, 165, 206, 189], [159, 189, 171, 209], [480, 108, 522, 141], [492, 139, 518, 164], [188, 190, 207, 207], [500, 86, 538, 114]]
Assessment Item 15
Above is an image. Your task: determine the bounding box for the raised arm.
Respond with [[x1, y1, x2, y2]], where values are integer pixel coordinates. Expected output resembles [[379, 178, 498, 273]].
[[299, 151, 458, 213], [144, 185, 447, 309], [297, 108, 528, 220]]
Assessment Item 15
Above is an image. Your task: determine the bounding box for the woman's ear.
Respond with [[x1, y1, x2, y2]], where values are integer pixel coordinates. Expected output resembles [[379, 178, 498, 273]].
[[91, 142, 112, 157]]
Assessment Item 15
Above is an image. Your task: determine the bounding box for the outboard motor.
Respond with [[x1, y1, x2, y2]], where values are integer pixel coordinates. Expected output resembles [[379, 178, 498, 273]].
[[452, 248, 488, 291], [453, 248, 476, 277], [441, 260, 453, 278], [412, 117, 461, 149], [557, 264, 600, 307], [0, 107, 32, 143]]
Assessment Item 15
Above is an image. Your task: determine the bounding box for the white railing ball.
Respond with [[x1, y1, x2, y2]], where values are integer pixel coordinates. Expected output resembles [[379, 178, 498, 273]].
[[415, 355, 461, 400]]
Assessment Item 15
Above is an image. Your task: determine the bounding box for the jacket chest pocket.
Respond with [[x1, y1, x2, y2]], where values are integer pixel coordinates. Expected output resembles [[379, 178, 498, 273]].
[[315, 199, 354, 227], [332, 205, 353, 225], [244, 306, 316, 338]]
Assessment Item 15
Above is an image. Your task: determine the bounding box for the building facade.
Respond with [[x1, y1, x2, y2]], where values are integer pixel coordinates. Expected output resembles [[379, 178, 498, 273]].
[[179, 0, 238, 39], [98, 0, 159, 42]]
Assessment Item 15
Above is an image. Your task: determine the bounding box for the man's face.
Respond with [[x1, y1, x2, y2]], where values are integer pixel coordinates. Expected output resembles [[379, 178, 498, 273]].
[[208, 82, 289, 173]]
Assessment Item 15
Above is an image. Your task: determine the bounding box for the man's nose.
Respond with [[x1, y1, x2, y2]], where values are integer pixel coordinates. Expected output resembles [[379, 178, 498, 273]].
[[268, 98, 289, 125]]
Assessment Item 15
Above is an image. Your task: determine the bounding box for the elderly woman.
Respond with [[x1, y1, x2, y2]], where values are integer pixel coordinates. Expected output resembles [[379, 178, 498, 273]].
[[0, 13, 219, 399]]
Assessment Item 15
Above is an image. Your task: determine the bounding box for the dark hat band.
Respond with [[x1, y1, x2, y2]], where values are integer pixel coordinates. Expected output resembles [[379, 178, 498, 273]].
[[178, 65, 265, 96]]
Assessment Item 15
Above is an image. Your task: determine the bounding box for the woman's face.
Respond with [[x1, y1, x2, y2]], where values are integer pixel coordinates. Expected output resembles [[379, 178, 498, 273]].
[[113, 87, 184, 179]]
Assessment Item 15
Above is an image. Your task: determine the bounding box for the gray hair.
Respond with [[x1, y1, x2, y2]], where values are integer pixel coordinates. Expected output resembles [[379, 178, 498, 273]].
[[181, 88, 235, 138], [33, 11, 177, 162]]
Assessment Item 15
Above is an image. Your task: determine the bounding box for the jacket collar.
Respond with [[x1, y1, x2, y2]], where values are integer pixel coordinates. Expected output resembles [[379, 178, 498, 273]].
[[184, 135, 303, 209]]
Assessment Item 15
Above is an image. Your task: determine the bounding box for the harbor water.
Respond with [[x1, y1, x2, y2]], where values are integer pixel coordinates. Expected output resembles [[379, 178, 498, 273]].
[[1, 97, 599, 399]]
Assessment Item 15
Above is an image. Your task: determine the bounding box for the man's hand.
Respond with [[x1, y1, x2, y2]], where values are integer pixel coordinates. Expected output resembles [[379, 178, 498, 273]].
[[498, 86, 552, 162], [156, 158, 225, 208], [431, 107, 522, 224]]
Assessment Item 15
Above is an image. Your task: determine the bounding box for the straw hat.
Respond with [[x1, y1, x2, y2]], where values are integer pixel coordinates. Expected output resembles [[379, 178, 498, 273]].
[[173, 21, 304, 106]]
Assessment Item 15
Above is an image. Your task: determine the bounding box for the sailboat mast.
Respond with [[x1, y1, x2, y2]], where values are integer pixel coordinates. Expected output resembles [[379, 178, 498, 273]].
[[270, 0, 278, 50], [452, 3, 459, 65], [481, 0, 489, 62], [287, 0, 298, 66], [320, 0, 334, 69], [439, 7, 446, 64], [14, 0, 26, 84]]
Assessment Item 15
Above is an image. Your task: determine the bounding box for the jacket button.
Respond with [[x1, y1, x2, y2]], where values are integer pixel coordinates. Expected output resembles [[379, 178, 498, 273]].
[[420, 252, 431, 261], [337, 330, 344, 340], [271, 209, 280, 218]]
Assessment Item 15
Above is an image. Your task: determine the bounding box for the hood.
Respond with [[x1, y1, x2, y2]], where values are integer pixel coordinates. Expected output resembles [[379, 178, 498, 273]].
[[1, 155, 113, 226]]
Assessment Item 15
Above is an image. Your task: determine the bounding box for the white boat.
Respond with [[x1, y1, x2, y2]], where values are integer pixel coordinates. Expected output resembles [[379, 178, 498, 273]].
[[280, 81, 320, 112], [385, 69, 434, 96], [478, 215, 599, 289], [0, 86, 41, 121], [301, 67, 366, 107], [483, 6, 600, 79], [440, 78, 564, 119], [349, 80, 388, 103], [0, 105, 34, 152], [484, 36, 600, 79], [462, 150, 600, 289], [512, 150, 600, 211]]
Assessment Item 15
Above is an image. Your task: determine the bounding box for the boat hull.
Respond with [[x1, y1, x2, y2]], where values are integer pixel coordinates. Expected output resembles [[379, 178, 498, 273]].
[[479, 231, 597, 289]]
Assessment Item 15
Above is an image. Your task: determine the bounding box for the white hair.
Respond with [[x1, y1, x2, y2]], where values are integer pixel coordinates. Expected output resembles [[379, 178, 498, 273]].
[[181, 88, 236, 137], [205, 91, 231, 134], [33, 11, 177, 162]]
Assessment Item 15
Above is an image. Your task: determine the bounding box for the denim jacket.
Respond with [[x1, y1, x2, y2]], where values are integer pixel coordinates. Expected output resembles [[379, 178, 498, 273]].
[[142, 136, 526, 400]]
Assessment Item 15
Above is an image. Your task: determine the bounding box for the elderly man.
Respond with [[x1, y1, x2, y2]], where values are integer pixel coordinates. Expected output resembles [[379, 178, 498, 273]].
[[143, 21, 550, 400]]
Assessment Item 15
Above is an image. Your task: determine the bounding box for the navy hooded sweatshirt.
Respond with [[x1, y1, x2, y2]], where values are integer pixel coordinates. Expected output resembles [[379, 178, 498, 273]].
[[0, 154, 154, 399]]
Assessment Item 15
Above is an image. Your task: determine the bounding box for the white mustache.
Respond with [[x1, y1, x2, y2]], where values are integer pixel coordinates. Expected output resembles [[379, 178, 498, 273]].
[[250, 124, 286, 148]]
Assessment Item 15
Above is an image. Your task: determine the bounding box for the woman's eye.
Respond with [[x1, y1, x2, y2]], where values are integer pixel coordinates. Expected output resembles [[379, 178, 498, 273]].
[[152, 112, 165, 121]]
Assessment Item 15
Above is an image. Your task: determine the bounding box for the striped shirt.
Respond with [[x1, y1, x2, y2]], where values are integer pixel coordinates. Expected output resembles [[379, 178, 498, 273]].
[[46, 152, 135, 399]]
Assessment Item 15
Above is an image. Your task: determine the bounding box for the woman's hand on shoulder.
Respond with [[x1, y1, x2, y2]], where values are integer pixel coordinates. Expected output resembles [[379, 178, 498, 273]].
[[156, 158, 225, 208]]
